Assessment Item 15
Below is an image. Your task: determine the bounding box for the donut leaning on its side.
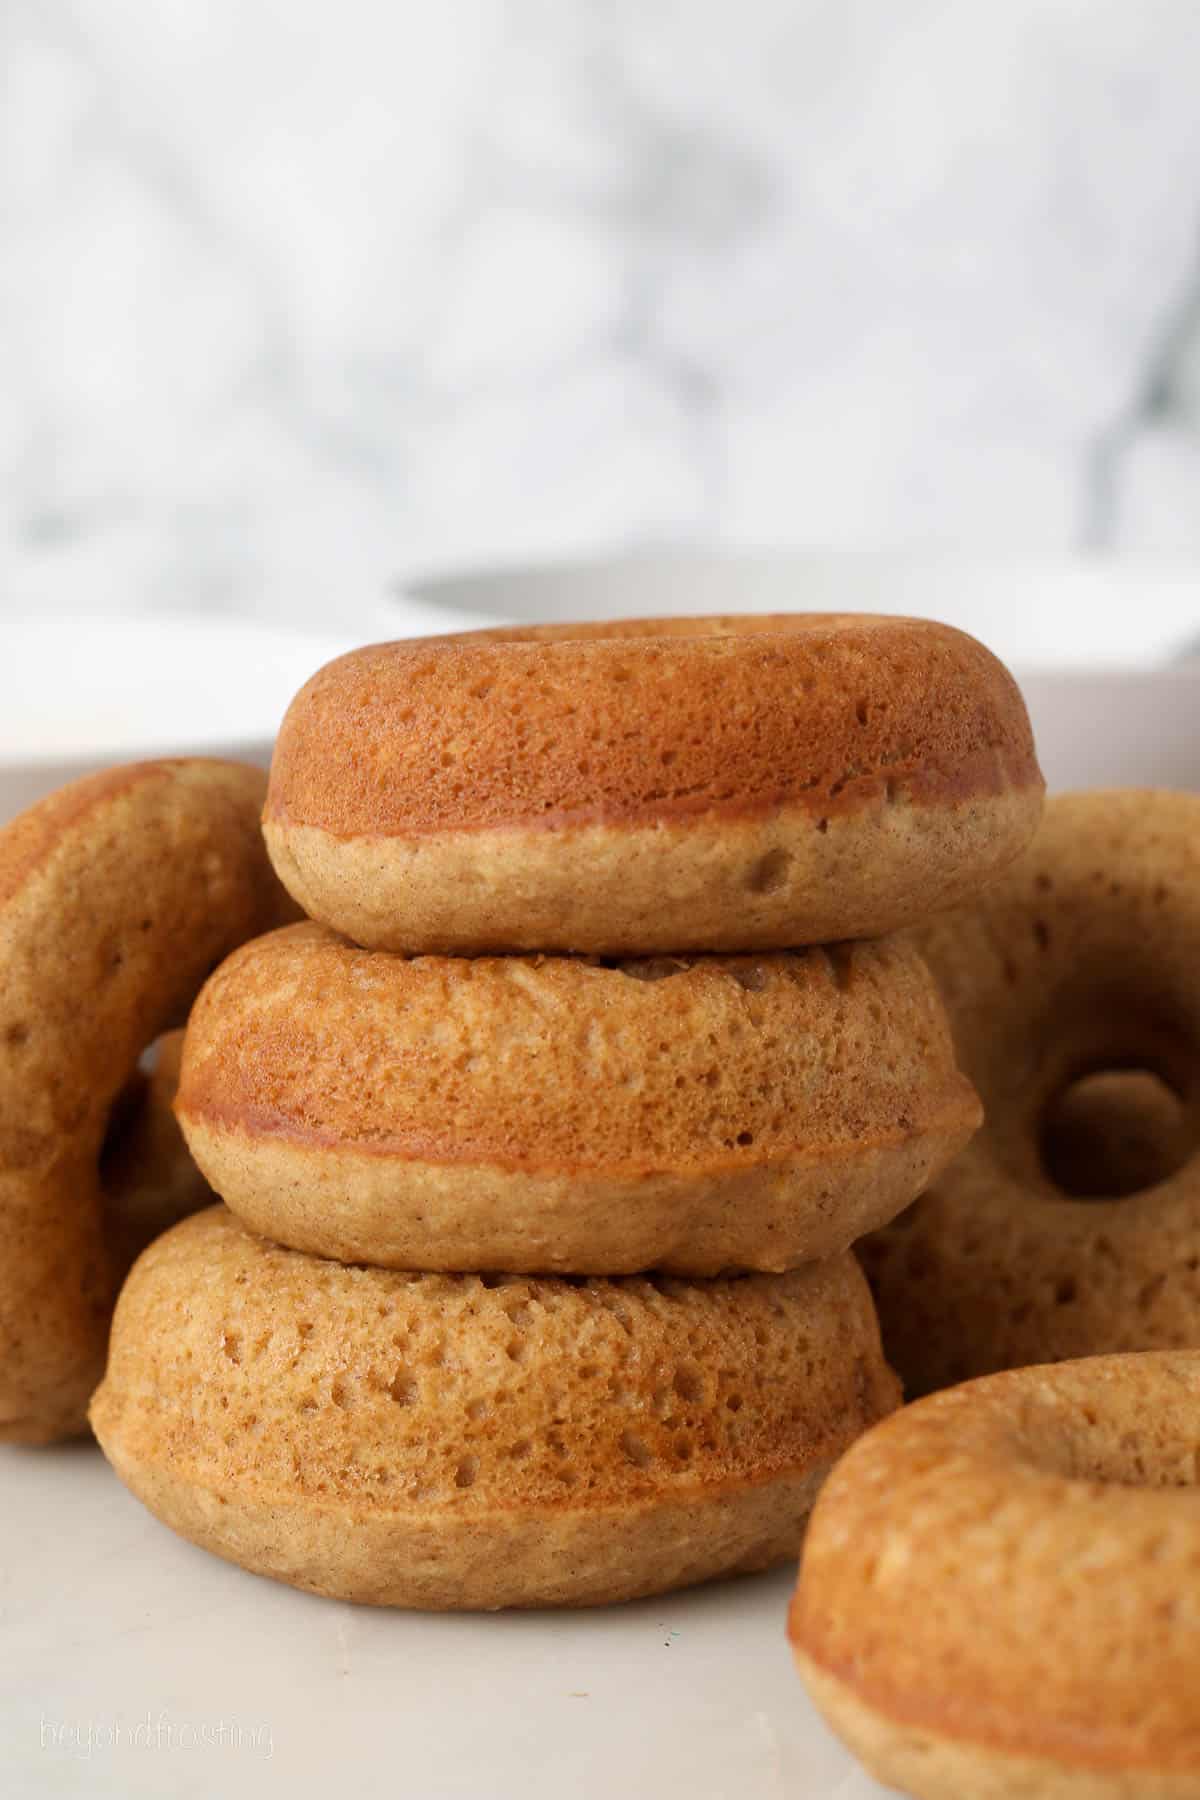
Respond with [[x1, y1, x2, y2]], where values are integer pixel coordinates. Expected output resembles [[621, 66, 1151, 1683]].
[[262, 614, 1044, 955], [0, 760, 296, 1444], [90, 1207, 901, 1610], [175, 924, 980, 1276]]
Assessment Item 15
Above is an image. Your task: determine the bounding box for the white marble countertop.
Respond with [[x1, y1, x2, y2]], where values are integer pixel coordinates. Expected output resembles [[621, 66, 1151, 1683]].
[[4, 2, 1200, 630]]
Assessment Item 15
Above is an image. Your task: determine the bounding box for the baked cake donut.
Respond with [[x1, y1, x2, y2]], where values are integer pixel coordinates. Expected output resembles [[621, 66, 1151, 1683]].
[[0, 761, 295, 1444], [91, 1206, 900, 1609], [791, 1351, 1200, 1799], [263, 615, 1043, 954], [861, 789, 1200, 1395], [103, 1031, 213, 1275], [175, 922, 980, 1276]]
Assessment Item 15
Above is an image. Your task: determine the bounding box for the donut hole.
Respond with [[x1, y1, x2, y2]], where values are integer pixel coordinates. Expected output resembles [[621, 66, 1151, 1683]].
[[616, 958, 690, 982], [99, 1072, 151, 1177], [1039, 1067, 1195, 1200], [99, 1031, 209, 1268], [100, 1033, 182, 1151]]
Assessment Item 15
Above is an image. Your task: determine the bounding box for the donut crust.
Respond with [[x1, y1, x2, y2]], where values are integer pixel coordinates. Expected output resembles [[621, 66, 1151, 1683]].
[[862, 789, 1200, 1394], [263, 615, 1043, 954], [0, 760, 294, 1443], [176, 924, 980, 1275], [91, 1207, 900, 1609], [791, 1352, 1200, 1799]]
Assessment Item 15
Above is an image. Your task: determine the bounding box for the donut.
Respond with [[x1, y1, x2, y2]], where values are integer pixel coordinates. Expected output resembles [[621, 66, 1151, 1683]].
[[90, 1206, 899, 1609], [791, 1351, 1200, 1799], [861, 789, 1200, 1396], [262, 615, 1043, 955], [103, 1031, 213, 1275], [175, 922, 980, 1276], [0, 760, 296, 1444]]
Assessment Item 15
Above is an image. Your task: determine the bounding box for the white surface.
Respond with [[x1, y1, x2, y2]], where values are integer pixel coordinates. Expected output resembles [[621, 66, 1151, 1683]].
[[397, 550, 1200, 669], [0, 618, 343, 763], [2, 1447, 878, 1800], [0, 606, 478, 822], [1, 642, 1198, 1799], [1020, 668, 1200, 792], [0, 593, 508, 763], [5, 5, 1200, 622]]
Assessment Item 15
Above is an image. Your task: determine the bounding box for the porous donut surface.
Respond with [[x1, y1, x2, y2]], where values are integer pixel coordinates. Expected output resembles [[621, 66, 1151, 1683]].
[[791, 1351, 1200, 1800], [0, 760, 294, 1443], [861, 789, 1200, 1395], [176, 923, 980, 1275], [263, 614, 1043, 954], [90, 1207, 900, 1610]]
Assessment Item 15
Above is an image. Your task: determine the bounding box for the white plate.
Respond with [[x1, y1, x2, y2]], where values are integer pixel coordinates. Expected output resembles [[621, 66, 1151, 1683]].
[[0, 617, 338, 824], [391, 554, 1200, 793], [2, 596, 1198, 1800], [0, 605, 485, 823], [394, 549, 1200, 669]]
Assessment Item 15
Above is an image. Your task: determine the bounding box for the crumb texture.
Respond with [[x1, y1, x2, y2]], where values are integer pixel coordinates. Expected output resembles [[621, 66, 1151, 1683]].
[[91, 1209, 899, 1606], [93, 1207, 897, 1513], [179, 924, 975, 1173]]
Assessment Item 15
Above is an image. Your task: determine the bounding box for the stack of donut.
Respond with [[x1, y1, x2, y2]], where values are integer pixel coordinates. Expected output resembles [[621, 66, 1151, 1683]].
[[87, 614, 1045, 1611]]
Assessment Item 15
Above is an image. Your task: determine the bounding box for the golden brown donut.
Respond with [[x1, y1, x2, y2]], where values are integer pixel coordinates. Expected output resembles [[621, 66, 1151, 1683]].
[[102, 1031, 213, 1275], [861, 789, 1200, 1396], [791, 1351, 1200, 1800], [0, 760, 295, 1444], [91, 1206, 900, 1610], [175, 923, 980, 1276], [263, 615, 1043, 954]]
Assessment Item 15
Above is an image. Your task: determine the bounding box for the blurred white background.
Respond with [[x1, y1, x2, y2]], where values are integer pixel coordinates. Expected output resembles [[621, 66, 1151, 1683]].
[[4, 0, 1200, 642]]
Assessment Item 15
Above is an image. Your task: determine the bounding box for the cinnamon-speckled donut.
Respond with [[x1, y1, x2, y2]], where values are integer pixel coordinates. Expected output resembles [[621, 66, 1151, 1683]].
[[263, 615, 1043, 955], [91, 1206, 900, 1610], [0, 761, 295, 1444], [792, 1351, 1200, 1799], [861, 790, 1200, 1396], [175, 922, 980, 1275]]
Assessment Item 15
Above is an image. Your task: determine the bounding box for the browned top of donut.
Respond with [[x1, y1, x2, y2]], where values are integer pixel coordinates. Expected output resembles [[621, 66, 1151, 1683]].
[[265, 614, 1042, 837], [95, 1204, 896, 1513], [0, 762, 170, 908], [176, 922, 977, 1176], [792, 1351, 1200, 1768]]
